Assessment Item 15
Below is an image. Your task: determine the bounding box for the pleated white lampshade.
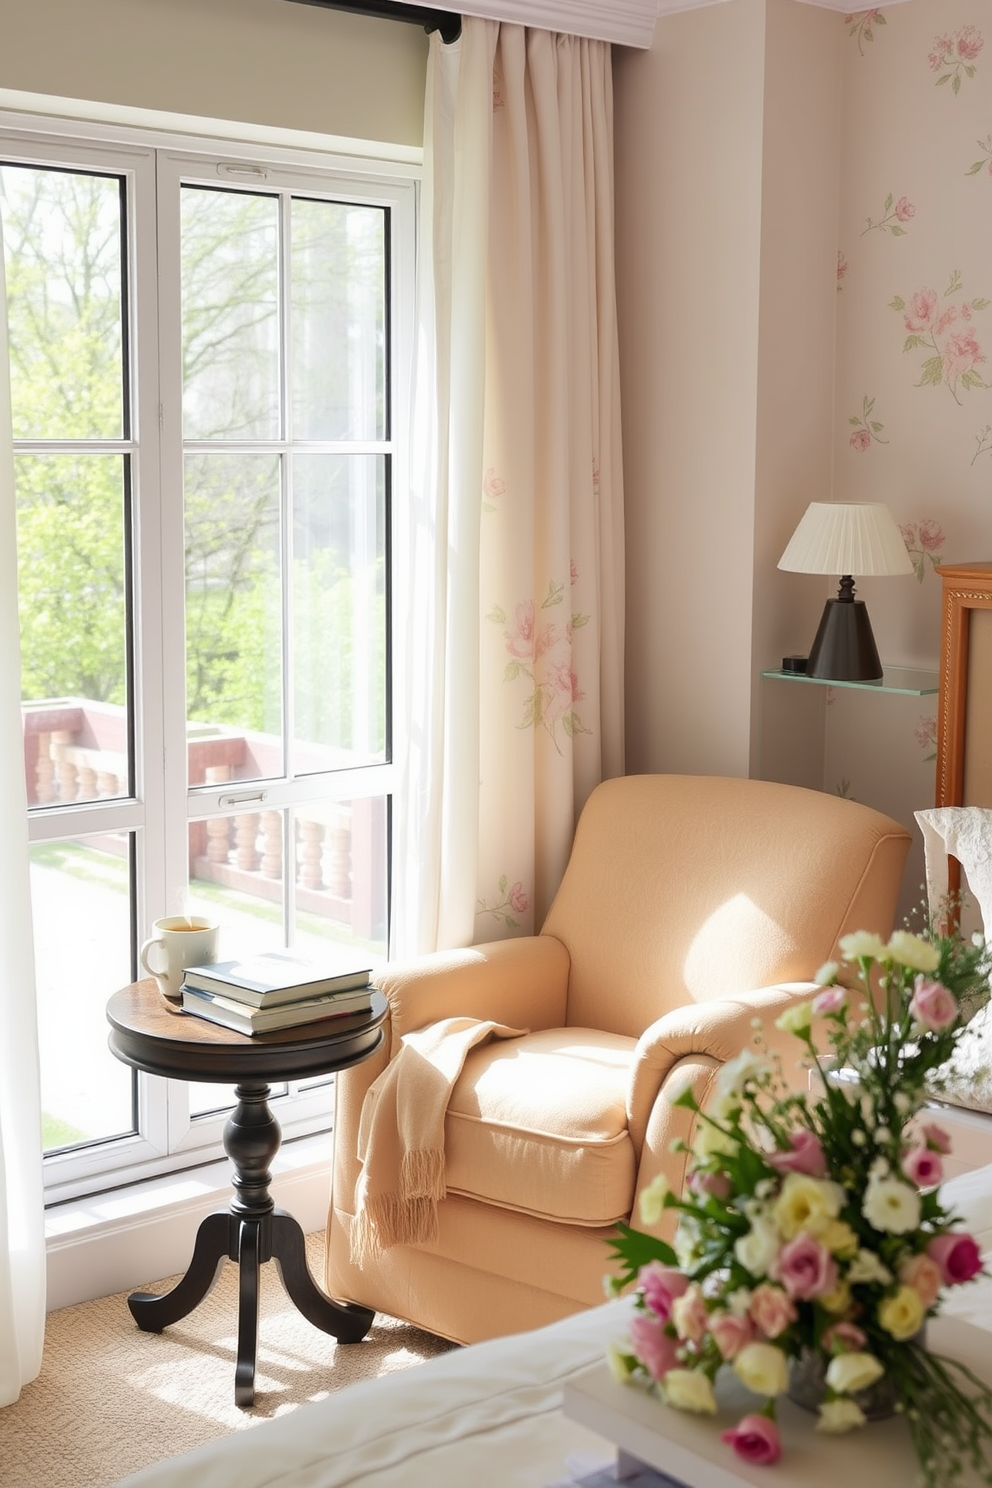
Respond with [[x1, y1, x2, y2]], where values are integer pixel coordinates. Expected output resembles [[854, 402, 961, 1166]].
[[778, 502, 915, 578]]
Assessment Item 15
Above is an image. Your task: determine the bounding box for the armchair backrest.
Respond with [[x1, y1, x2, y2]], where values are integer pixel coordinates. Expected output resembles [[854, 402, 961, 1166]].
[[540, 774, 911, 1040]]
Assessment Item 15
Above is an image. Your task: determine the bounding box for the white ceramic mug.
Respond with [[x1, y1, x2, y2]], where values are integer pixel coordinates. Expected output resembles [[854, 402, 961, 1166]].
[[140, 916, 219, 1001]]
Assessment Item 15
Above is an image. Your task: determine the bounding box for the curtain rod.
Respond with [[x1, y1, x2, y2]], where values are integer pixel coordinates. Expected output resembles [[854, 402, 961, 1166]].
[[283, 0, 462, 44]]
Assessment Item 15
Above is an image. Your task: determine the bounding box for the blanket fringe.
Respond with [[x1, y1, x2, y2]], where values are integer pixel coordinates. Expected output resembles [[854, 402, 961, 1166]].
[[400, 1147, 446, 1203], [350, 1188, 441, 1267]]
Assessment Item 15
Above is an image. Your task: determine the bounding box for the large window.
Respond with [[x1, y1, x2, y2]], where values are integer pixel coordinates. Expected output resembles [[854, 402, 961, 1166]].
[[0, 127, 413, 1201]]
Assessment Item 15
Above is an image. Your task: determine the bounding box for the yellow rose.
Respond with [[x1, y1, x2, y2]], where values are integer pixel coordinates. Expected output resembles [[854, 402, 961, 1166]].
[[818, 1279, 852, 1315], [773, 1172, 845, 1239], [825, 1352, 885, 1395], [733, 1341, 790, 1397], [606, 1340, 637, 1384], [663, 1368, 717, 1414], [638, 1174, 670, 1227], [878, 1285, 925, 1342], [820, 1220, 859, 1258], [692, 1118, 738, 1161]]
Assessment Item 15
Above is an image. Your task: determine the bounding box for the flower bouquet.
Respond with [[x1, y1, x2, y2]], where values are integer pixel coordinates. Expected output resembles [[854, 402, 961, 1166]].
[[605, 922, 992, 1486]]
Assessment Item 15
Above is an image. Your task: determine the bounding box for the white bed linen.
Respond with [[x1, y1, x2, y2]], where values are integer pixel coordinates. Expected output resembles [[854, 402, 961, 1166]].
[[112, 1164, 992, 1488]]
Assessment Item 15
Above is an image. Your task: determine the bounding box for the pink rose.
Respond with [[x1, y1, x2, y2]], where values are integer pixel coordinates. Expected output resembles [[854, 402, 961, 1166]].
[[905, 288, 938, 332], [771, 1233, 838, 1301], [709, 1310, 755, 1361], [901, 1145, 944, 1189], [688, 1167, 732, 1201], [919, 1121, 952, 1154], [748, 1283, 797, 1340], [813, 986, 846, 1016], [638, 1261, 689, 1323], [899, 1252, 943, 1310], [508, 881, 528, 915], [505, 601, 535, 658], [909, 977, 957, 1032], [927, 1231, 984, 1285], [895, 196, 916, 222], [629, 1311, 680, 1381], [720, 1414, 781, 1466], [943, 328, 985, 385], [957, 25, 984, 61], [766, 1130, 827, 1178], [671, 1283, 710, 1344], [823, 1319, 867, 1353], [850, 428, 872, 453]]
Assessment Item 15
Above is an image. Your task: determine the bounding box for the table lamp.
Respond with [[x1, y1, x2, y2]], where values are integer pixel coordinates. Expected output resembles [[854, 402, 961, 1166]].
[[777, 502, 914, 682]]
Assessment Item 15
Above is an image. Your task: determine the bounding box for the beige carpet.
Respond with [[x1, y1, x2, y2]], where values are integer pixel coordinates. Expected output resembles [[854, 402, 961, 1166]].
[[0, 1233, 456, 1488]]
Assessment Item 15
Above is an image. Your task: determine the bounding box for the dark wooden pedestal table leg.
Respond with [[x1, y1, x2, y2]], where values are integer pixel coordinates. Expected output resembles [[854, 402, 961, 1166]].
[[127, 1081, 374, 1407]]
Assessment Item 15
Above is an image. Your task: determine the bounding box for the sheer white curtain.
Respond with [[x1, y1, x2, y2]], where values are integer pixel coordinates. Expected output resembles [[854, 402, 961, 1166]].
[[392, 19, 624, 956], [0, 227, 46, 1406]]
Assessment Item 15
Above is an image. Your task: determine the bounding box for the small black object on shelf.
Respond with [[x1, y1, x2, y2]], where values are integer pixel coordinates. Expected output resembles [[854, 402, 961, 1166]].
[[782, 655, 808, 674]]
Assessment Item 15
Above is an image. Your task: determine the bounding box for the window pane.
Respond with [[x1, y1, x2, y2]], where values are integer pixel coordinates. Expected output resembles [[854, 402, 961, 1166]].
[[291, 199, 385, 442], [294, 797, 388, 956], [181, 187, 279, 441], [0, 164, 124, 440], [185, 453, 283, 781], [31, 836, 135, 1151], [293, 454, 386, 769], [16, 453, 130, 807]]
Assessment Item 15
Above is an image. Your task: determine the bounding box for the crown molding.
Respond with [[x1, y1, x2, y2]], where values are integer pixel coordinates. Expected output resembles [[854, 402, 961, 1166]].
[[410, 0, 917, 49]]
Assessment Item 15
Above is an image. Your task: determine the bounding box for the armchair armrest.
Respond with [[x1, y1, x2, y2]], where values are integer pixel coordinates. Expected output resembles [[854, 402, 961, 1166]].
[[626, 982, 818, 1153], [374, 935, 570, 1053]]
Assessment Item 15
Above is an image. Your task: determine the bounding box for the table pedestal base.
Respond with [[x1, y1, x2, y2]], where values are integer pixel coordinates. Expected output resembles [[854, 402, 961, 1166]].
[[127, 1080, 374, 1407]]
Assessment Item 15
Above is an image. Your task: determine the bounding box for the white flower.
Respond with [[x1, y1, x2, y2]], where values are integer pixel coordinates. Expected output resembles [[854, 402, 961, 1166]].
[[886, 930, 940, 974], [775, 1001, 813, 1036], [852, 1130, 867, 1147], [847, 1249, 893, 1286], [727, 1287, 752, 1317], [815, 960, 840, 986], [894, 1092, 912, 1114], [840, 931, 888, 962], [734, 1216, 781, 1277], [638, 1174, 669, 1227], [663, 1368, 717, 1415], [692, 1117, 738, 1160], [875, 1126, 891, 1144], [826, 1352, 885, 1395], [733, 1341, 790, 1397], [712, 1050, 770, 1117], [862, 1174, 921, 1235], [816, 1398, 867, 1434], [606, 1340, 636, 1383]]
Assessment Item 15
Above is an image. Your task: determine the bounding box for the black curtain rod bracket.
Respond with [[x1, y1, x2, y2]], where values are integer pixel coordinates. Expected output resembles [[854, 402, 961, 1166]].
[[285, 0, 461, 44]]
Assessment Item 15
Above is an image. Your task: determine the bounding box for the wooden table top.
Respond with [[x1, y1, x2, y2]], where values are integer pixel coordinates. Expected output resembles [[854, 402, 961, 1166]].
[[106, 978, 388, 1084]]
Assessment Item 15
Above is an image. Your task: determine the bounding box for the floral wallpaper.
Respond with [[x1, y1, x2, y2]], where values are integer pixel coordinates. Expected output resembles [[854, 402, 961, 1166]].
[[825, 1, 992, 913]]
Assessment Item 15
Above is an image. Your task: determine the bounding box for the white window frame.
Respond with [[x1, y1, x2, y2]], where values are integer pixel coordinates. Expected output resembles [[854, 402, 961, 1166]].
[[0, 113, 416, 1206]]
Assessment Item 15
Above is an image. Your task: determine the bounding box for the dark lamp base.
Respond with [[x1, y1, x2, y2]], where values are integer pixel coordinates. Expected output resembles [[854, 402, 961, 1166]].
[[807, 597, 882, 682]]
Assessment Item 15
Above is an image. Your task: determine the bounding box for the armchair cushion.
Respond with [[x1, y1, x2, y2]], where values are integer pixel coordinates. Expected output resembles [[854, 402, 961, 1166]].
[[445, 1027, 637, 1225]]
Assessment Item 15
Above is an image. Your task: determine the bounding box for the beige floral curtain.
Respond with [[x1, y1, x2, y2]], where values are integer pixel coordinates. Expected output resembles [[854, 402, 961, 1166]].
[[392, 19, 624, 956]]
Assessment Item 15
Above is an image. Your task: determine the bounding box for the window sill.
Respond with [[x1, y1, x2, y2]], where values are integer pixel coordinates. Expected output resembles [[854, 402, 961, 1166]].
[[44, 1131, 333, 1312]]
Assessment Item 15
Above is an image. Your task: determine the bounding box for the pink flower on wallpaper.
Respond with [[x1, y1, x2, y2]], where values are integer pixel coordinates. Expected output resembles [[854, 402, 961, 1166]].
[[477, 874, 529, 929], [902, 520, 945, 583], [483, 468, 506, 514], [892, 272, 991, 403], [848, 393, 887, 450], [915, 714, 937, 762], [570, 559, 579, 586], [488, 575, 592, 755], [862, 193, 915, 236], [930, 27, 983, 92], [846, 10, 885, 56]]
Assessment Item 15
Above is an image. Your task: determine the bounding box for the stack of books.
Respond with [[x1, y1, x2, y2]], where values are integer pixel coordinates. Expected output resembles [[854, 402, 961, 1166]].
[[179, 950, 374, 1035]]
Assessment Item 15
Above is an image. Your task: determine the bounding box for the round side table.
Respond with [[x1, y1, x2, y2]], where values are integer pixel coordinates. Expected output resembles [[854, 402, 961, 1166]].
[[106, 979, 389, 1407]]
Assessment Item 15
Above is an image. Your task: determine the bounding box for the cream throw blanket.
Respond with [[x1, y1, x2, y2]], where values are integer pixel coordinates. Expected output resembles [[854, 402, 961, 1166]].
[[350, 1016, 526, 1265]]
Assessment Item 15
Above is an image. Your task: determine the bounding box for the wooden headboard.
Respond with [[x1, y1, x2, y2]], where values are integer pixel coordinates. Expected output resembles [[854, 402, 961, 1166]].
[[935, 561, 992, 903]]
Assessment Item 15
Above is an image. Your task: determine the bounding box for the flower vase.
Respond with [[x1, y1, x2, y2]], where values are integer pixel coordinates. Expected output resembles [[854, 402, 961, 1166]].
[[787, 1328, 926, 1422]]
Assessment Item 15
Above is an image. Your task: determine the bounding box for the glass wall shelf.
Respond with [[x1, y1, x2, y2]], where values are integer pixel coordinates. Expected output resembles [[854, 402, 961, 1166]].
[[761, 666, 939, 697]]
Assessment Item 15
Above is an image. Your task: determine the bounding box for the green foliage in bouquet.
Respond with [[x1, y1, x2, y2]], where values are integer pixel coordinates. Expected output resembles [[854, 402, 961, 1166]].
[[605, 919, 992, 1484]]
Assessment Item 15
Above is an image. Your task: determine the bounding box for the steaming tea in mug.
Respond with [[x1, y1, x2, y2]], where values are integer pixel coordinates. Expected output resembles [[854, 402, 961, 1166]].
[[140, 916, 219, 1001]]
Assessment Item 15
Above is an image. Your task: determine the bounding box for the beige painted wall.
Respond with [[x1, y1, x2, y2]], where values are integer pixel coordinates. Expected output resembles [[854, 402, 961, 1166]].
[[0, 0, 427, 146], [615, 0, 840, 785]]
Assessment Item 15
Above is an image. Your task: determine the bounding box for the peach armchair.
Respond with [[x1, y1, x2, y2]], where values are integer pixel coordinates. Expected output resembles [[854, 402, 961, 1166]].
[[326, 774, 910, 1344]]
